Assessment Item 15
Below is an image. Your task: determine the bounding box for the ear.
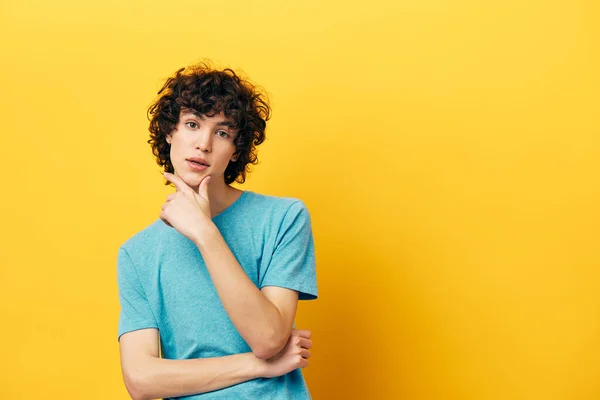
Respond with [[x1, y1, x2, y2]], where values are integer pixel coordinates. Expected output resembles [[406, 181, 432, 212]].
[[231, 152, 239, 162], [166, 133, 172, 145]]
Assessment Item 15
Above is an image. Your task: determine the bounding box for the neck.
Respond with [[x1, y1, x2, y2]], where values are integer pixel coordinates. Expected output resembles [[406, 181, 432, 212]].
[[206, 180, 243, 217]]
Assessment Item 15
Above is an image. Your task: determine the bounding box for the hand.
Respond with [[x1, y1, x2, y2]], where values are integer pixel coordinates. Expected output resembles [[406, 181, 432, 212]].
[[160, 172, 212, 242], [259, 329, 312, 378]]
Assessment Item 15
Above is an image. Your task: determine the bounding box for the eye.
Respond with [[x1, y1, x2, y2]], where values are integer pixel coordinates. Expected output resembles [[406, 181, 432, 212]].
[[185, 121, 198, 129], [216, 130, 230, 138]]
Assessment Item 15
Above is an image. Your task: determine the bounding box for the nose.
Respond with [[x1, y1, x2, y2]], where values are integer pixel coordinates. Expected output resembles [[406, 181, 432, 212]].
[[196, 129, 212, 153]]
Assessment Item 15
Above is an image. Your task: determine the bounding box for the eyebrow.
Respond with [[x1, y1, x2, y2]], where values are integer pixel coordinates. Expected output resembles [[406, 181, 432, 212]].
[[182, 111, 236, 128]]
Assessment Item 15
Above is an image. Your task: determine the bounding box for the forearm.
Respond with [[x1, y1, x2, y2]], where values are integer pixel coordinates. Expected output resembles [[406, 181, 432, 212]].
[[193, 223, 290, 358], [129, 352, 263, 400]]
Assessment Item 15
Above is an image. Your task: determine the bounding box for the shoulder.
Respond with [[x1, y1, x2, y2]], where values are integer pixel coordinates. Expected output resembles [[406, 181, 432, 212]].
[[243, 191, 309, 216], [118, 219, 170, 257], [241, 192, 312, 237], [222, 192, 312, 236]]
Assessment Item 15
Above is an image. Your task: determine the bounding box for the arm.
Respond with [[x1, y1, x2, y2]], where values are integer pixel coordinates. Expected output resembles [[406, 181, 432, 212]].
[[195, 225, 299, 359], [119, 328, 312, 400], [161, 174, 315, 360], [120, 328, 260, 400]]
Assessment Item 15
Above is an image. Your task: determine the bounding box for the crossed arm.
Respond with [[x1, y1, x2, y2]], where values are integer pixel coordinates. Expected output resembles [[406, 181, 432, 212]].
[[119, 220, 310, 400], [194, 223, 299, 358], [119, 325, 312, 400], [120, 328, 260, 400]]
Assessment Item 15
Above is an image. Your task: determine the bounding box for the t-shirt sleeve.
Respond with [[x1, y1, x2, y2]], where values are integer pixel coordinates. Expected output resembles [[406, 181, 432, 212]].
[[116, 247, 159, 341], [259, 201, 318, 300]]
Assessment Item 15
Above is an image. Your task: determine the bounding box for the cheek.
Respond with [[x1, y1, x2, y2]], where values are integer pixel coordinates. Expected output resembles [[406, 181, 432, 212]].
[[169, 137, 184, 152], [168, 143, 184, 165]]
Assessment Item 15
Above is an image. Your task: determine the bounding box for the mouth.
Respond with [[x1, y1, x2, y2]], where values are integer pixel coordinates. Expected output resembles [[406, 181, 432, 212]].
[[187, 159, 210, 171], [188, 160, 208, 166], [187, 157, 210, 167]]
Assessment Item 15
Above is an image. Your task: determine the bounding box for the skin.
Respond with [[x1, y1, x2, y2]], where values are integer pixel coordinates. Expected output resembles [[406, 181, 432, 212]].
[[119, 110, 312, 400]]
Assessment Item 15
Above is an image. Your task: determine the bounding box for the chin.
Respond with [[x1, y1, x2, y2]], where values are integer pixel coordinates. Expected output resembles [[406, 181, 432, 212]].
[[170, 168, 196, 183], [182, 173, 204, 186]]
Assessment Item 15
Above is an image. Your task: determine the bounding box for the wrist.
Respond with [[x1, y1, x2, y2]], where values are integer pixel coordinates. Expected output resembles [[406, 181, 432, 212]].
[[245, 353, 267, 379], [192, 218, 219, 248]]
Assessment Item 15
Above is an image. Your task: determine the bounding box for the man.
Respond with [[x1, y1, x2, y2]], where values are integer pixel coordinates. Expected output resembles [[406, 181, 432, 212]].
[[117, 62, 318, 399]]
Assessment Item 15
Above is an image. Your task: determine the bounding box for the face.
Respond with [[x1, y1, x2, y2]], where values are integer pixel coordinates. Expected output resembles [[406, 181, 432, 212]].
[[166, 110, 239, 189]]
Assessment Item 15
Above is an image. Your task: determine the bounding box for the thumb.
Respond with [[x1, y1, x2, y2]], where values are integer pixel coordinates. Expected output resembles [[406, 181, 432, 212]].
[[198, 175, 211, 199]]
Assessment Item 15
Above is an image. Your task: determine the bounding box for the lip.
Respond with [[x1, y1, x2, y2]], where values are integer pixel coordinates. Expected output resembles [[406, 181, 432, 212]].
[[187, 159, 209, 172], [187, 157, 210, 165]]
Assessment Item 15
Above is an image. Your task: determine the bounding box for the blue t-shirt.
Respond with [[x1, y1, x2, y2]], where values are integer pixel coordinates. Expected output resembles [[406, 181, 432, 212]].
[[117, 191, 318, 399]]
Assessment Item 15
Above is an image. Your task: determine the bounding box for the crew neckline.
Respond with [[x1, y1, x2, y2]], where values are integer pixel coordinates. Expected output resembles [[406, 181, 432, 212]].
[[212, 190, 251, 220]]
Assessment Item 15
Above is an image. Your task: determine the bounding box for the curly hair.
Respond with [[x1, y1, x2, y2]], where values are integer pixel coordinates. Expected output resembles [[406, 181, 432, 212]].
[[147, 62, 271, 185]]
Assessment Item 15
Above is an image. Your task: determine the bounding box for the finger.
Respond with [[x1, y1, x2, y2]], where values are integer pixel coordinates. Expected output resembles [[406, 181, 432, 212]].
[[164, 172, 191, 193], [300, 348, 311, 359], [292, 329, 312, 339], [198, 175, 211, 199], [298, 338, 312, 349], [166, 193, 176, 202]]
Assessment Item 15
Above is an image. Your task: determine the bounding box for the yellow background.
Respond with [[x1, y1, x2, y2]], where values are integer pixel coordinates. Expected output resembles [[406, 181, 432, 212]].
[[1, 0, 599, 398]]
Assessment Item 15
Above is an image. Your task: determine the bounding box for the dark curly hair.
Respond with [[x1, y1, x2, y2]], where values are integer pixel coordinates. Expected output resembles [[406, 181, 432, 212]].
[[147, 62, 271, 185]]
